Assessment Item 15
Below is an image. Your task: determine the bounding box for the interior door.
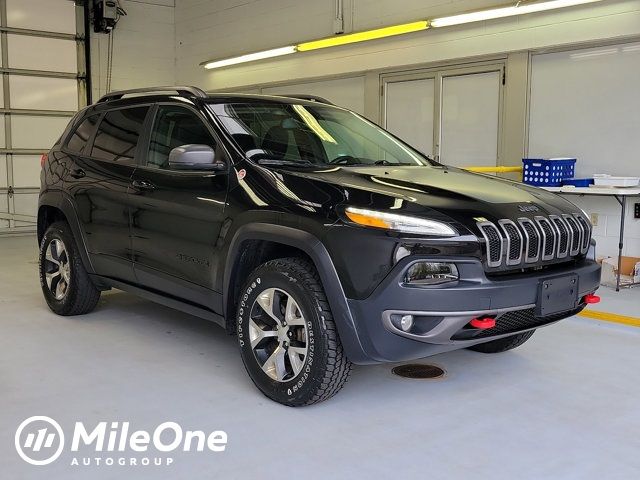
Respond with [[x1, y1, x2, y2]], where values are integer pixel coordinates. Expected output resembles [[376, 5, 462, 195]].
[[382, 63, 504, 168], [384, 76, 436, 157], [130, 104, 228, 312], [438, 69, 503, 168]]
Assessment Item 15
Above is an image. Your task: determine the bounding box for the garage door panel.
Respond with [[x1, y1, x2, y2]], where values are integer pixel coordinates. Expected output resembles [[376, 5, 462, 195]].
[[0, 155, 7, 188], [13, 192, 38, 218], [8, 35, 77, 73], [6, 0, 76, 34], [2, 0, 80, 234], [0, 194, 10, 223], [11, 115, 71, 149], [12, 155, 41, 188], [10, 76, 78, 111]]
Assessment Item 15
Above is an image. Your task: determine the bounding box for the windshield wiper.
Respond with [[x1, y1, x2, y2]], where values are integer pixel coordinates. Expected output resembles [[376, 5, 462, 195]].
[[255, 158, 318, 168], [339, 160, 421, 167]]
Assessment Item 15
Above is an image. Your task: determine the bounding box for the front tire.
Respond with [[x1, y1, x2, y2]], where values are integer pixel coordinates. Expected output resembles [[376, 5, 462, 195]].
[[39, 221, 100, 316], [237, 258, 352, 406], [467, 330, 535, 353]]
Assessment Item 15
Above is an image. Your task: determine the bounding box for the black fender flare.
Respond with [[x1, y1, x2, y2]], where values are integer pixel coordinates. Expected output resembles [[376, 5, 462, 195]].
[[223, 223, 370, 363], [38, 190, 96, 275]]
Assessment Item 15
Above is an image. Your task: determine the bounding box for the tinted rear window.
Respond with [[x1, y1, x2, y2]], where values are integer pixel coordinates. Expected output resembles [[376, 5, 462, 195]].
[[91, 106, 149, 163], [67, 114, 100, 154]]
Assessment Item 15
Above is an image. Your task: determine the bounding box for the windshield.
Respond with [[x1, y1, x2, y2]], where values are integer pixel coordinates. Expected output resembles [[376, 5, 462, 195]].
[[208, 102, 435, 167]]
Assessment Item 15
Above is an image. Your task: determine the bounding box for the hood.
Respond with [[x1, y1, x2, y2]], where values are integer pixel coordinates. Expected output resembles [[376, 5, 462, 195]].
[[267, 164, 582, 234]]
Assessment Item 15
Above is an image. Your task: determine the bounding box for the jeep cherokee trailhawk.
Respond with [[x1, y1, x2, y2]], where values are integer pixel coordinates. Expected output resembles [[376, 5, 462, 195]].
[[38, 86, 601, 406]]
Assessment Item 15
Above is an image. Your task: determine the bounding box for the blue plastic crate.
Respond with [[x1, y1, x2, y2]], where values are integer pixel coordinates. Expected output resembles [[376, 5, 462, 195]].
[[522, 158, 576, 186]]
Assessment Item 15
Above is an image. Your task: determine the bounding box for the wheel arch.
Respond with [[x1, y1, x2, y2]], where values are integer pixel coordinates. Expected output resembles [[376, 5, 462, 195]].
[[223, 223, 368, 363], [38, 192, 95, 274]]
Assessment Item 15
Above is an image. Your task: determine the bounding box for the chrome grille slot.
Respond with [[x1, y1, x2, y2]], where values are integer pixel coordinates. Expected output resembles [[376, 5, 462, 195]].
[[518, 218, 540, 263], [575, 215, 591, 253], [550, 215, 570, 258], [499, 220, 523, 265], [478, 222, 503, 268], [535, 216, 557, 261], [563, 214, 582, 256]]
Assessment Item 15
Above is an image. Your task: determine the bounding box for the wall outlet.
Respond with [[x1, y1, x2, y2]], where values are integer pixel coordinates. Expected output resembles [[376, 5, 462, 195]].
[[635, 203, 640, 219], [590, 213, 599, 226]]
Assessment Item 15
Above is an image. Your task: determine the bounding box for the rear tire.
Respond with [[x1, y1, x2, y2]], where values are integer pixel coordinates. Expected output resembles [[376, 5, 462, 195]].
[[39, 221, 100, 316], [236, 257, 352, 406], [468, 330, 535, 353]]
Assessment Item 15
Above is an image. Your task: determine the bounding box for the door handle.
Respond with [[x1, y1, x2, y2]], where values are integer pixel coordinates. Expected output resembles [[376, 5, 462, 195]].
[[131, 179, 156, 191], [70, 168, 86, 179]]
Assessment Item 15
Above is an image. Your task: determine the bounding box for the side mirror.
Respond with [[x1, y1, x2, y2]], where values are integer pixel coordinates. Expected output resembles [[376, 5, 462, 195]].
[[168, 144, 225, 171]]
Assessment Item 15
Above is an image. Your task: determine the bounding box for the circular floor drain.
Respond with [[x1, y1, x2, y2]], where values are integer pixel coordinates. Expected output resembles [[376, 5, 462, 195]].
[[392, 364, 446, 379]]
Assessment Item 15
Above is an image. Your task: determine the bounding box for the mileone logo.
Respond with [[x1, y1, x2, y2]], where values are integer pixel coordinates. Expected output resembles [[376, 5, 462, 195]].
[[15, 416, 227, 467]]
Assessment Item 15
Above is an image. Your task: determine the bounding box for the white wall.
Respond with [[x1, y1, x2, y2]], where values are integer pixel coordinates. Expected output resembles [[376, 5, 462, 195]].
[[91, 0, 176, 101], [175, 0, 640, 90]]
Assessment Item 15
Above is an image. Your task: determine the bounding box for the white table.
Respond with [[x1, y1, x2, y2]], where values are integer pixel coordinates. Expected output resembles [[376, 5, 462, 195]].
[[543, 186, 640, 291]]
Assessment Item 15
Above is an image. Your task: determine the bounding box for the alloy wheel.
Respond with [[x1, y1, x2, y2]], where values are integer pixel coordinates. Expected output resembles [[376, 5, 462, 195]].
[[248, 287, 309, 382], [44, 239, 70, 300]]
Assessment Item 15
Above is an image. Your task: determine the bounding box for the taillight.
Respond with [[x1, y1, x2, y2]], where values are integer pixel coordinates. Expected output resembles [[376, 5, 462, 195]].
[[40, 153, 48, 168]]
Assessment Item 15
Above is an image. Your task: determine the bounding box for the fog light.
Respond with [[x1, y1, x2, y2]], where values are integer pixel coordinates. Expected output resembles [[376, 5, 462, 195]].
[[404, 262, 458, 285], [400, 315, 414, 332]]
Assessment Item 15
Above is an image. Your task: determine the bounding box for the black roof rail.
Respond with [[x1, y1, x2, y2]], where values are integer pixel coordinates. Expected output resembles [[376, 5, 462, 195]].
[[277, 94, 334, 105], [97, 86, 208, 103]]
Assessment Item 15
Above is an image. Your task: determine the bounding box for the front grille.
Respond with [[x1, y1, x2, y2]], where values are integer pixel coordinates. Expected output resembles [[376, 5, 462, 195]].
[[474, 306, 584, 338], [478, 223, 503, 267], [575, 216, 591, 251], [551, 215, 570, 257], [519, 218, 540, 262], [535, 217, 556, 260], [477, 213, 591, 270]]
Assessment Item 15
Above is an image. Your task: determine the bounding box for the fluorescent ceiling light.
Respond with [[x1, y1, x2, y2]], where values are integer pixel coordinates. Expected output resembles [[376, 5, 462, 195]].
[[430, 0, 602, 28], [201, 0, 603, 69], [297, 21, 429, 51], [202, 46, 296, 69]]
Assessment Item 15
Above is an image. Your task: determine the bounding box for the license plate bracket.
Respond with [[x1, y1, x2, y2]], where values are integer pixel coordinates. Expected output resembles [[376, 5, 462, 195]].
[[536, 274, 579, 317]]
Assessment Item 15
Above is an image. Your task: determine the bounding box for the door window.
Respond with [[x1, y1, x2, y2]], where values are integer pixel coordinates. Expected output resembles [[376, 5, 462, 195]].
[[147, 105, 216, 169], [66, 113, 100, 154], [90, 106, 149, 164]]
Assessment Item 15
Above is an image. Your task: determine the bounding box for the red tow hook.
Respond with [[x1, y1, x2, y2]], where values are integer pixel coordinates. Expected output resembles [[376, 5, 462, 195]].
[[470, 316, 496, 329], [583, 294, 601, 304]]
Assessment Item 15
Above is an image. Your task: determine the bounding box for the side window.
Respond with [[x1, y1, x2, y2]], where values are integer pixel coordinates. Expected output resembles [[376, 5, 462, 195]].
[[90, 106, 149, 163], [66, 114, 100, 154], [147, 105, 216, 169]]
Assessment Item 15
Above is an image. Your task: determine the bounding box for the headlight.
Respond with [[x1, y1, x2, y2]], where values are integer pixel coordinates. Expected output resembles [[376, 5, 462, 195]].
[[404, 262, 459, 285], [344, 207, 457, 236]]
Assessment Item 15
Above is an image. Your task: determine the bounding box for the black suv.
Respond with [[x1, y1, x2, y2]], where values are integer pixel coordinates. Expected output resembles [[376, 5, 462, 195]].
[[38, 86, 601, 406]]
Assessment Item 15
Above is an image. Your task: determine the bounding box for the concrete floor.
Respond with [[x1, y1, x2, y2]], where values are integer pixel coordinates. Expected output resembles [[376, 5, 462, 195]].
[[2, 235, 640, 480]]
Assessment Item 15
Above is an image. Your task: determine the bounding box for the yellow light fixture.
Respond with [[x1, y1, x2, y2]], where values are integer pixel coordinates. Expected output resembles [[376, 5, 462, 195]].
[[297, 21, 429, 52], [430, 0, 602, 28]]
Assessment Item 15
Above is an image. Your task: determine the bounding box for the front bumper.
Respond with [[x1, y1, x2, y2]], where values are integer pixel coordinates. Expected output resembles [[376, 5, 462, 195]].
[[343, 257, 601, 364]]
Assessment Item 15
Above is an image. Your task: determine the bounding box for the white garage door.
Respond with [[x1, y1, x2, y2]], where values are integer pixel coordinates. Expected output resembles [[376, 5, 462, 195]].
[[0, 0, 84, 235]]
